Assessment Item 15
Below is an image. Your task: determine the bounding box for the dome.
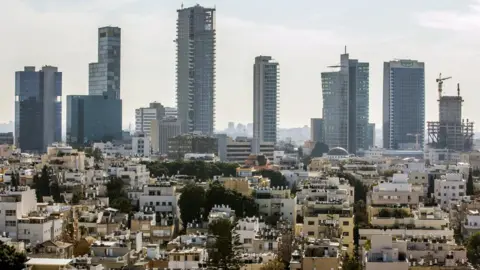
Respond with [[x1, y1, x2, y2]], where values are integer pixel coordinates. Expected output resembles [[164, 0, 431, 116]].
[[328, 147, 349, 156]]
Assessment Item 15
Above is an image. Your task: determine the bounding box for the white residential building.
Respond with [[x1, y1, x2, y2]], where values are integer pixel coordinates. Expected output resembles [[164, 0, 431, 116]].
[[463, 210, 480, 237], [235, 217, 266, 252], [208, 205, 235, 223], [434, 173, 466, 209], [364, 235, 408, 270], [0, 186, 37, 239], [93, 142, 132, 157], [137, 182, 177, 217], [253, 187, 296, 224], [18, 216, 63, 244], [107, 163, 150, 187], [167, 247, 207, 270], [132, 133, 151, 157]]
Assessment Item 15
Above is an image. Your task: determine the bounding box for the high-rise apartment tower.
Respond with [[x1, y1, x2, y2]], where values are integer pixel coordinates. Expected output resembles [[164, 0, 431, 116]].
[[253, 56, 279, 153], [176, 4, 216, 134]]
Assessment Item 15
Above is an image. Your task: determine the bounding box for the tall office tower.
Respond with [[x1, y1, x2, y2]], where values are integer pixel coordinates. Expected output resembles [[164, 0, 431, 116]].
[[322, 50, 369, 153], [15, 66, 62, 153], [383, 60, 425, 150], [67, 26, 122, 146], [253, 56, 279, 154], [367, 123, 375, 149], [135, 102, 166, 136], [310, 118, 324, 143], [176, 4, 216, 134], [89, 26, 121, 99]]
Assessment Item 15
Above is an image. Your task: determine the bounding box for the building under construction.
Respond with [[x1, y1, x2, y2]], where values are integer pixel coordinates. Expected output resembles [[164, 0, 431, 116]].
[[427, 74, 474, 151]]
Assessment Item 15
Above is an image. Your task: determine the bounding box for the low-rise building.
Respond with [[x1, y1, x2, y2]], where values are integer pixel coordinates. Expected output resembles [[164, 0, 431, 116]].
[[364, 235, 408, 270], [434, 173, 466, 209], [253, 187, 296, 225], [167, 247, 208, 270], [235, 217, 266, 252], [290, 238, 340, 270]]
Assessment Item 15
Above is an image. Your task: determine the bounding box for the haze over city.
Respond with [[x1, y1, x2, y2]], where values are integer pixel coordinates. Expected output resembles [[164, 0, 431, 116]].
[[2, 0, 480, 131]]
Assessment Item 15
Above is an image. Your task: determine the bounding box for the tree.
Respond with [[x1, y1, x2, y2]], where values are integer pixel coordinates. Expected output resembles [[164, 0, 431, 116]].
[[206, 219, 243, 270], [0, 241, 27, 270], [260, 170, 288, 187], [92, 148, 103, 163], [260, 259, 285, 270], [10, 172, 19, 187], [467, 169, 475, 196], [50, 181, 62, 203], [204, 183, 258, 219], [467, 232, 480, 267], [342, 253, 361, 270], [106, 177, 131, 213], [178, 183, 206, 227], [310, 142, 329, 158], [32, 166, 52, 202], [110, 197, 132, 213]]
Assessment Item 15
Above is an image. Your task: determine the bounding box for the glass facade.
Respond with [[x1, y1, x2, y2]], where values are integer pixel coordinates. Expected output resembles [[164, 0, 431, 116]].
[[383, 60, 425, 149], [15, 66, 62, 153], [176, 5, 216, 134], [88, 27, 121, 99], [66, 93, 122, 146], [310, 118, 324, 143]]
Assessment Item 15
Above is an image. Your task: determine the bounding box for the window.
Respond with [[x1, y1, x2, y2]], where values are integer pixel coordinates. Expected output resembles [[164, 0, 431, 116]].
[[308, 231, 314, 236], [194, 255, 200, 261], [168, 202, 172, 206], [452, 193, 456, 197], [459, 192, 464, 196], [343, 232, 349, 236], [343, 221, 349, 226], [244, 238, 252, 244], [5, 210, 16, 216], [5, 220, 16, 227], [268, 242, 273, 251], [156, 202, 160, 206], [308, 221, 315, 225], [452, 186, 456, 190], [459, 185, 464, 189]]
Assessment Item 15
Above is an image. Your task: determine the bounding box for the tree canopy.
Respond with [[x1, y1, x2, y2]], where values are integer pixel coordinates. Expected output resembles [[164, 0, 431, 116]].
[[106, 177, 131, 213], [467, 232, 480, 267], [310, 142, 329, 158], [467, 170, 475, 196], [207, 218, 244, 270], [143, 160, 239, 181], [32, 166, 62, 203], [178, 182, 259, 229], [260, 259, 285, 270], [259, 170, 288, 187], [0, 241, 27, 270]]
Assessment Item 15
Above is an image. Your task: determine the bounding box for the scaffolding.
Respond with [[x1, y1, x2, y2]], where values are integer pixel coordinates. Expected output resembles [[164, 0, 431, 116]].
[[427, 119, 474, 151]]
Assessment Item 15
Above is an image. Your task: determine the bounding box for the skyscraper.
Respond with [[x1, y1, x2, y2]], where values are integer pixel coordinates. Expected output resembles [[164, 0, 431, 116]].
[[253, 56, 279, 153], [176, 4, 216, 134], [383, 60, 425, 149], [67, 26, 122, 146], [310, 118, 324, 143], [15, 66, 62, 152], [322, 51, 369, 153], [89, 26, 121, 99]]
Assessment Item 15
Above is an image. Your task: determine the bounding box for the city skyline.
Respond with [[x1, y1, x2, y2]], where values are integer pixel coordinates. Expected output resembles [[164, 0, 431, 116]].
[[2, 0, 480, 131]]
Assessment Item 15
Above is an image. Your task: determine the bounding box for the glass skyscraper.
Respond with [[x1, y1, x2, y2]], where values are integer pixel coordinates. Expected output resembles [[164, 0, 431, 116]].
[[67, 26, 122, 146], [15, 66, 62, 153], [176, 4, 216, 134], [322, 52, 369, 154], [66, 92, 122, 146], [383, 60, 425, 150], [89, 26, 121, 99]]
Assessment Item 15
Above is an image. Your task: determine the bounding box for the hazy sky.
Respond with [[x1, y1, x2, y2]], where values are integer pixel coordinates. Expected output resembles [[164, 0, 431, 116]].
[[1, 0, 480, 131]]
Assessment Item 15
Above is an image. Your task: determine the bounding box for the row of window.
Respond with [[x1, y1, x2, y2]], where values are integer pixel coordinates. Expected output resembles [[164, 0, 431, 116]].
[[307, 220, 349, 226]]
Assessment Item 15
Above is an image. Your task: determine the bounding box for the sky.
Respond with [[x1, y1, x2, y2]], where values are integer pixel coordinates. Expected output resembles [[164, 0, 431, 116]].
[[1, 0, 480, 131]]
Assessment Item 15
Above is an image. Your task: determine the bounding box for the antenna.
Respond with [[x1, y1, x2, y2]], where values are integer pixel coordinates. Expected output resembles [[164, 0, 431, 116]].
[[181, 2, 184, 8], [344, 45, 347, 54], [457, 83, 460, 97]]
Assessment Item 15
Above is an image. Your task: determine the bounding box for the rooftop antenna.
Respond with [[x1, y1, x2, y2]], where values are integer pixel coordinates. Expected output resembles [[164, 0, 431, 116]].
[[181, 2, 184, 8], [344, 45, 347, 54], [457, 83, 460, 97]]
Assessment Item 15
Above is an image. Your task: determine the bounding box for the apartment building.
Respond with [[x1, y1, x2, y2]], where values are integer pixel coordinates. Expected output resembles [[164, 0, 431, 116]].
[[17, 215, 63, 244], [364, 235, 408, 270], [107, 163, 150, 187], [132, 133, 151, 157], [235, 217, 267, 252], [253, 186, 296, 225], [252, 226, 280, 253], [130, 207, 175, 245], [167, 247, 208, 270], [41, 143, 86, 172], [368, 174, 423, 208], [434, 173, 466, 209], [137, 182, 177, 219], [0, 186, 37, 238], [217, 135, 274, 163], [290, 239, 340, 270], [216, 176, 251, 196]]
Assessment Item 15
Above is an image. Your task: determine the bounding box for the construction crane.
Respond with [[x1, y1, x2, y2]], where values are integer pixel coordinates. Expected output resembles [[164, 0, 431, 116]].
[[436, 73, 452, 99], [407, 133, 421, 150]]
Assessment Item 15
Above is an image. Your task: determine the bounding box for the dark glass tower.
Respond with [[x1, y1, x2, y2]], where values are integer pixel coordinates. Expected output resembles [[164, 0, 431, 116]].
[[15, 66, 62, 153]]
